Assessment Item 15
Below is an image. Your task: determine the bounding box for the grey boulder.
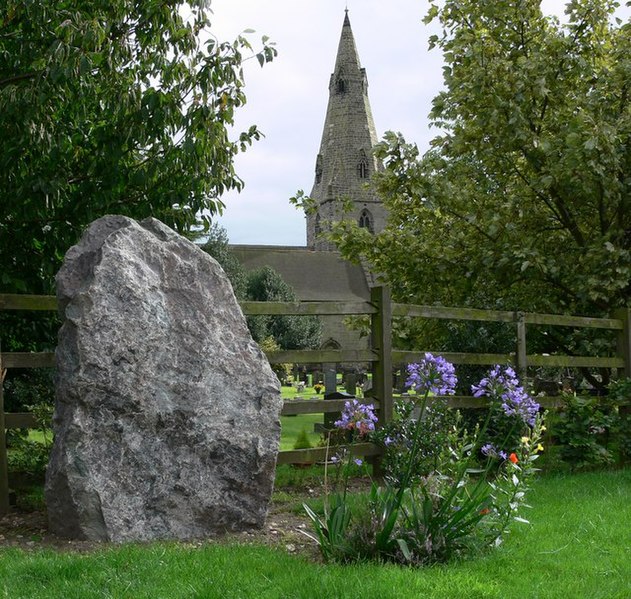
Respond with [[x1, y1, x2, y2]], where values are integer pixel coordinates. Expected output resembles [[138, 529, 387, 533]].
[[46, 215, 282, 542]]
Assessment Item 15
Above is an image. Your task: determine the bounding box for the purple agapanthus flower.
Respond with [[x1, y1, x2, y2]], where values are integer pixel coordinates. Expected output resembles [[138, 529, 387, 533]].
[[481, 443, 509, 461], [481, 443, 496, 457], [472, 365, 540, 426], [334, 400, 378, 436], [405, 353, 457, 396]]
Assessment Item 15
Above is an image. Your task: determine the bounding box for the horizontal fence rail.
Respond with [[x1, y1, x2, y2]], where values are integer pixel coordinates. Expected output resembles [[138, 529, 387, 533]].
[[0, 296, 376, 316], [267, 349, 376, 364], [281, 398, 381, 416], [0, 294, 58, 311], [393, 351, 625, 369], [393, 350, 513, 366], [4, 413, 36, 429], [393, 303, 624, 330], [241, 300, 376, 316], [0, 352, 55, 369], [277, 442, 381, 465]]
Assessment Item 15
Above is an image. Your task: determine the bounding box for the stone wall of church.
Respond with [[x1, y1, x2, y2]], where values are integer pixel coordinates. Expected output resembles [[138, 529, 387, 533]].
[[319, 314, 368, 352]]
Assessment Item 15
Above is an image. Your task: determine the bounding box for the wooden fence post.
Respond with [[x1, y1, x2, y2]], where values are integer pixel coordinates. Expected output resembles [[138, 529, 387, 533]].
[[614, 308, 631, 455], [0, 348, 9, 515], [615, 308, 631, 379], [370, 286, 393, 425], [515, 311, 528, 383]]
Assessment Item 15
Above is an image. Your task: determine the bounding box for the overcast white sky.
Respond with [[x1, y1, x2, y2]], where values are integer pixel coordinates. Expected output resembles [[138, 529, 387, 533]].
[[207, 1, 627, 246]]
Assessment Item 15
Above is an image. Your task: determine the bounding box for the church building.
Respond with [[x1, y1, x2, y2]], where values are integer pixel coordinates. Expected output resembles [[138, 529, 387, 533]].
[[232, 11, 386, 350]]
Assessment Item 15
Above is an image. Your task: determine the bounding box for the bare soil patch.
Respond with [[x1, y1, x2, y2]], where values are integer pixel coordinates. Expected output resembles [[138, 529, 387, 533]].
[[0, 483, 326, 559]]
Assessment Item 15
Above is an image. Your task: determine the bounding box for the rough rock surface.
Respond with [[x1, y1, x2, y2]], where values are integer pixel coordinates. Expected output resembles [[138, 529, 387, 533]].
[[46, 216, 282, 542]]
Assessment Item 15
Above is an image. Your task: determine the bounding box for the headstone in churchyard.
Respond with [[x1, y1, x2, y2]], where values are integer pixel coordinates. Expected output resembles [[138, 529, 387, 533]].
[[324, 365, 337, 395], [344, 373, 357, 396], [46, 215, 282, 542], [323, 363, 338, 429]]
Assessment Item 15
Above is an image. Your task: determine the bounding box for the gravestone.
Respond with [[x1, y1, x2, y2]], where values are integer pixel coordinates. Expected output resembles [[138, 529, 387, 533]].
[[323, 364, 338, 430], [344, 373, 357, 396], [46, 215, 282, 542], [324, 365, 337, 395]]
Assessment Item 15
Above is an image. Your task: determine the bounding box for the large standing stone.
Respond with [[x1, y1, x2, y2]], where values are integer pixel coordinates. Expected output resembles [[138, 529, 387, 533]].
[[45, 216, 282, 542]]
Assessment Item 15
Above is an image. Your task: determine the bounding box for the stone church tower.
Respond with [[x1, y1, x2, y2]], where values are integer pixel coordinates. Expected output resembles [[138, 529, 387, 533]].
[[233, 11, 387, 349], [306, 11, 386, 250]]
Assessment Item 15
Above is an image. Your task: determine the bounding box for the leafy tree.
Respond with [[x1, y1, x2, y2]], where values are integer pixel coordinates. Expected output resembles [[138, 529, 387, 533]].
[[0, 0, 276, 295], [200, 223, 247, 298], [201, 227, 322, 351], [331, 0, 630, 320], [257, 335, 292, 385], [244, 266, 321, 350]]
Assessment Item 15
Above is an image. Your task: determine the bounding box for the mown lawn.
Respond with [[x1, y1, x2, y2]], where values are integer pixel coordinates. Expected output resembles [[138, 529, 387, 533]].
[[279, 382, 358, 450], [1, 468, 630, 598], [279, 414, 323, 450]]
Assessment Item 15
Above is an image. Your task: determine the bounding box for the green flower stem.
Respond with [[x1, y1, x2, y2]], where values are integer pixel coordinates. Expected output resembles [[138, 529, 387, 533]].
[[399, 391, 431, 492], [436, 408, 494, 520]]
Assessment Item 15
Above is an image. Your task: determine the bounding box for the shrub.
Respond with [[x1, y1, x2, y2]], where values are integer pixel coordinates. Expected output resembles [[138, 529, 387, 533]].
[[7, 439, 50, 477], [293, 428, 313, 450], [552, 378, 631, 469], [608, 378, 631, 461], [553, 394, 614, 468], [5, 389, 54, 478]]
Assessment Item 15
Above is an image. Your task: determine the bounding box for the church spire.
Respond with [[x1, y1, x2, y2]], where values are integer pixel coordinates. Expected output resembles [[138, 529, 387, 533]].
[[306, 11, 386, 250]]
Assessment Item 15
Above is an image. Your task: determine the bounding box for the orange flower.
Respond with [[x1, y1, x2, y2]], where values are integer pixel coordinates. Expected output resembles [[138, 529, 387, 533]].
[[479, 508, 490, 515], [509, 453, 519, 464]]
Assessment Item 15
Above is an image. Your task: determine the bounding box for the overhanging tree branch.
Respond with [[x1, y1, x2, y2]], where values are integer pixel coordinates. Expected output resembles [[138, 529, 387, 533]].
[[0, 72, 38, 87]]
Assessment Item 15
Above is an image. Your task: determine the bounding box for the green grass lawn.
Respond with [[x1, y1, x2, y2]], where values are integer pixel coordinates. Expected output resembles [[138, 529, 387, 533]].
[[278, 382, 326, 451], [279, 382, 359, 450], [1, 468, 630, 598], [279, 414, 323, 450]]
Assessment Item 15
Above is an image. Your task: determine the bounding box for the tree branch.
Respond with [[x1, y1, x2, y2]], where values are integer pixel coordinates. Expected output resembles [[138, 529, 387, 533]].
[[0, 72, 37, 87]]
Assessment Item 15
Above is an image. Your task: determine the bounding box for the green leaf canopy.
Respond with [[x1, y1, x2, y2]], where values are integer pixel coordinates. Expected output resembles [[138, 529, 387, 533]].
[[0, 0, 276, 293], [333, 0, 630, 318]]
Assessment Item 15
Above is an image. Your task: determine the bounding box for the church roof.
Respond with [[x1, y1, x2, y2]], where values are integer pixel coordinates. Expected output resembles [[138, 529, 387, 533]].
[[230, 245, 370, 302]]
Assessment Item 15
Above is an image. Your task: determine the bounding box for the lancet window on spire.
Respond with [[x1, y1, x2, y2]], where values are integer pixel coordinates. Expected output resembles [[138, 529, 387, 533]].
[[358, 160, 368, 178], [315, 154, 323, 184], [357, 150, 369, 179], [335, 68, 347, 94], [358, 209, 374, 233]]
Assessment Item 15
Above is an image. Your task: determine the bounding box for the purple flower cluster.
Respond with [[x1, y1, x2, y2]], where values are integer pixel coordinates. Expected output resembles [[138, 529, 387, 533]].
[[481, 443, 508, 461], [334, 400, 378, 437], [472, 365, 540, 426], [405, 353, 457, 396]]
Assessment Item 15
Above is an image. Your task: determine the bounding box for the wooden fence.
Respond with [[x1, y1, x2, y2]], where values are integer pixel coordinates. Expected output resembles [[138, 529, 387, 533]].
[[1, 288, 630, 514]]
